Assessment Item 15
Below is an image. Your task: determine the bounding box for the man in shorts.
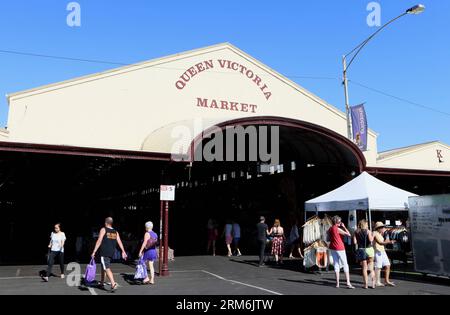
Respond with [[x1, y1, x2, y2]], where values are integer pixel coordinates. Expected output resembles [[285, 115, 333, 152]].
[[92, 217, 127, 292]]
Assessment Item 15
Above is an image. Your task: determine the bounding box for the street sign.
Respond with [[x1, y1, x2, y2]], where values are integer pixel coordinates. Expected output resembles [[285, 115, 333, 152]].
[[160, 185, 175, 201]]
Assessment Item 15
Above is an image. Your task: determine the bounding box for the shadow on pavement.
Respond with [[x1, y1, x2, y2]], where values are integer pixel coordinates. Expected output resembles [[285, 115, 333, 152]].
[[121, 273, 145, 285], [279, 277, 366, 288], [278, 278, 336, 288], [229, 258, 307, 273]]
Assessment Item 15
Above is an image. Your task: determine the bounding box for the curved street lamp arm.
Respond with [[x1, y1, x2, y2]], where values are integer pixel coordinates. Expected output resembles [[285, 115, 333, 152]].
[[344, 12, 407, 73]]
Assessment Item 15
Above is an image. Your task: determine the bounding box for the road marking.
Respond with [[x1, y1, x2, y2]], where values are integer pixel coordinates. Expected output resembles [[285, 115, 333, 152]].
[[0, 276, 39, 280], [88, 288, 98, 295], [201, 270, 283, 295], [0, 270, 283, 295], [0, 273, 115, 280]]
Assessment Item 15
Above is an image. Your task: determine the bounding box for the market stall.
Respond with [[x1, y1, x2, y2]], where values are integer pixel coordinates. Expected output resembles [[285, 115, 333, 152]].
[[303, 172, 417, 269]]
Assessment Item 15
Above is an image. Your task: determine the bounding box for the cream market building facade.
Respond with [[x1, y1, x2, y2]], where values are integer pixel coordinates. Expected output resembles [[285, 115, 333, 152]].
[[0, 43, 449, 263]]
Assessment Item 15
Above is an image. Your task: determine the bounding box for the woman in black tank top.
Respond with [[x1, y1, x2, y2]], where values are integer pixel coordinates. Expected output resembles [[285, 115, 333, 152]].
[[353, 219, 375, 289]]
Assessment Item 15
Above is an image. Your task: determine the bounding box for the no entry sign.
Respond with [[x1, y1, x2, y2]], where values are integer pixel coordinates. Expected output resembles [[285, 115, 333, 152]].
[[160, 185, 175, 201]]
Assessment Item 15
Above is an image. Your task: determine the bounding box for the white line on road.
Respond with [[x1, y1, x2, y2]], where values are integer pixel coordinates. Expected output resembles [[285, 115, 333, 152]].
[[201, 270, 283, 295], [0, 276, 40, 280], [0, 269, 284, 295], [88, 288, 98, 295]]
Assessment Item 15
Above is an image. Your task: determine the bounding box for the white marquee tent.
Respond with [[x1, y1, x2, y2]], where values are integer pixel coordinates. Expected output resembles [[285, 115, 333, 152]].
[[305, 172, 418, 216]]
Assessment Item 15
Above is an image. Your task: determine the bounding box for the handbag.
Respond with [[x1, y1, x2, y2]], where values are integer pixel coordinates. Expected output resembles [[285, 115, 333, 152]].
[[355, 248, 368, 262], [355, 230, 369, 262], [84, 258, 97, 283], [145, 233, 158, 249], [134, 258, 148, 280]]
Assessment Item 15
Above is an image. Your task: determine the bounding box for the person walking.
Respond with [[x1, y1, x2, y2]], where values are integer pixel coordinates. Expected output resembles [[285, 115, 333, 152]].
[[91, 217, 127, 292], [232, 221, 242, 256], [288, 220, 304, 259], [353, 219, 375, 289], [207, 219, 218, 256], [269, 219, 285, 265], [138, 221, 158, 285], [256, 216, 269, 267], [223, 220, 233, 257], [42, 223, 66, 282], [373, 222, 396, 287], [328, 216, 355, 289]]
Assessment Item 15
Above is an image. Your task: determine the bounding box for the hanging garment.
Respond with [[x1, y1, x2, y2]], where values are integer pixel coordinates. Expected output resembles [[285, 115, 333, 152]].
[[303, 216, 322, 245], [303, 246, 316, 268]]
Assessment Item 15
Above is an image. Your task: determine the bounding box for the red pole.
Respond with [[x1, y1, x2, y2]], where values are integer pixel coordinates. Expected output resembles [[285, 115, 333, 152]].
[[159, 200, 163, 276], [161, 201, 170, 276]]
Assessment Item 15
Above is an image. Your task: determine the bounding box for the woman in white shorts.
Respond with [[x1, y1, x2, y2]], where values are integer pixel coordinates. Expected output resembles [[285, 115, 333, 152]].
[[373, 222, 396, 287], [328, 216, 354, 289]]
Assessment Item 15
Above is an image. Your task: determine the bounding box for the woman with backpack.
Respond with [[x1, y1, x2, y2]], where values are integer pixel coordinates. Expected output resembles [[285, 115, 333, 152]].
[[138, 221, 158, 285]]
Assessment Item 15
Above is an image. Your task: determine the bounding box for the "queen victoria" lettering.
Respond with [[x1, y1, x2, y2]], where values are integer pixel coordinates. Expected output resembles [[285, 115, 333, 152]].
[[175, 59, 272, 100]]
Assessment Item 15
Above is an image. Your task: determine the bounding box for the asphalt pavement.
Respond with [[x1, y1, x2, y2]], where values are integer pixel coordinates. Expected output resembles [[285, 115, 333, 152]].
[[0, 256, 448, 295]]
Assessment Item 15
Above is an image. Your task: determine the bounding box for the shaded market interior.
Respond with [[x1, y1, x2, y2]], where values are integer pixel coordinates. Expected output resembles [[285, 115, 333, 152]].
[[1, 121, 449, 265]]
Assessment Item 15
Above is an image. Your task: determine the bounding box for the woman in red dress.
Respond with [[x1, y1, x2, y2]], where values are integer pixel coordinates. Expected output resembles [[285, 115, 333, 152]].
[[269, 219, 285, 265]]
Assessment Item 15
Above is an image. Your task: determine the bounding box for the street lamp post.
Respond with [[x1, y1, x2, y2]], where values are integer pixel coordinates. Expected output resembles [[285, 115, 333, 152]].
[[343, 4, 425, 140]]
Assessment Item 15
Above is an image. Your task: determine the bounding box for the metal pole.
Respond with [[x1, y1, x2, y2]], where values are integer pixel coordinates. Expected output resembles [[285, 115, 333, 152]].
[[161, 201, 170, 276], [343, 56, 353, 141], [158, 200, 163, 276]]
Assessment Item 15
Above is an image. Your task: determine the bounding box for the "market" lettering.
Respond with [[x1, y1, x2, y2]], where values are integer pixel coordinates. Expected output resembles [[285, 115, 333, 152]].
[[196, 97, 258, 113]]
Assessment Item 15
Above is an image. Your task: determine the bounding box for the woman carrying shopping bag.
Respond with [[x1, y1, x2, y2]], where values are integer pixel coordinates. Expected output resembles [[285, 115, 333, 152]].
[[138, 221, 158, 285]]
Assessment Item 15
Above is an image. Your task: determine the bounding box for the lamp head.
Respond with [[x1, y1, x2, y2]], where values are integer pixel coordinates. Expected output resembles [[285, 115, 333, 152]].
[[406, 4, 425, 15]]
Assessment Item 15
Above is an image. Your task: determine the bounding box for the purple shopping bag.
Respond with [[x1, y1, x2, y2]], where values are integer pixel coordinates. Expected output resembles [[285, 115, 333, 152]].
[[134, 258, 148, 280], [84, 258, 97, 283]]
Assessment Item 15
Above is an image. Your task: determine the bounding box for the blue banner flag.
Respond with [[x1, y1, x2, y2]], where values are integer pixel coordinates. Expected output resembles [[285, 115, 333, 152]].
[[351, 104, 368, 151]]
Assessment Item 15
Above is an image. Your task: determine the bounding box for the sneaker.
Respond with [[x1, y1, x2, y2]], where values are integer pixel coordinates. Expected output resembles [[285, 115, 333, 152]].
[[42, 277, 49, 282], [61, 274, 65, 279]]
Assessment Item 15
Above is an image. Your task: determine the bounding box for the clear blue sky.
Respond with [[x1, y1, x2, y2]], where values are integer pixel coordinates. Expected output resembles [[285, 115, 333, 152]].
[[0, 0, 449, 151]]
